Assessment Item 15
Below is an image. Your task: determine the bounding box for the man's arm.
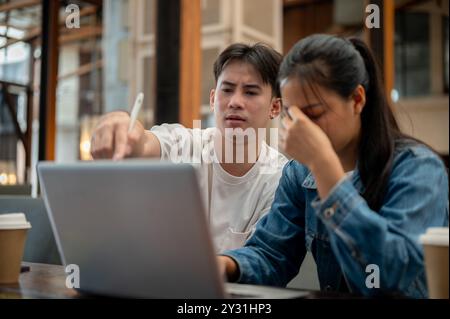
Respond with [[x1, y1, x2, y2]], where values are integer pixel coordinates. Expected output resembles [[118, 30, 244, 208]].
[[140, 130, 161, 158], [90, 111, 161, 159]]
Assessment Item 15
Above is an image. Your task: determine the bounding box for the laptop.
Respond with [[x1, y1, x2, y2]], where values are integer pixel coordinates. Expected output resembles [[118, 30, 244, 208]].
[[37, 160, 308, 299]]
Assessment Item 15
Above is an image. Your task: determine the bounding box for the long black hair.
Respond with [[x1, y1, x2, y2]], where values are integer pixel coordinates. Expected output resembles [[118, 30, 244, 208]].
[[279, 34, 413, 211]]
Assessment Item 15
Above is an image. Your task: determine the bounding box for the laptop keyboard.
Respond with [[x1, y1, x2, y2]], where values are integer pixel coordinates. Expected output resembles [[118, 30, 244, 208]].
[[225, 283, 308, 299]]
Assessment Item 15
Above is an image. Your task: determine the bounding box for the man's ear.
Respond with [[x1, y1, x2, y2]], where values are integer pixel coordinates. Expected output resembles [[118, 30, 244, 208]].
[[209, 89, 215, 111], [352, 85, 366, 115], [270, 97, 282, 119]]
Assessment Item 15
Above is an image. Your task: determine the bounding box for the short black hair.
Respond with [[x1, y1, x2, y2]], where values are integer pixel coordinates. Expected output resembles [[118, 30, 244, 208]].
[[213, 43, 282, 97]]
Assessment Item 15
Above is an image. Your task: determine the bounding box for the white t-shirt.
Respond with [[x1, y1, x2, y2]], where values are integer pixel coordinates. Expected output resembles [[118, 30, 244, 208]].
[[150, 124, 288, 253]]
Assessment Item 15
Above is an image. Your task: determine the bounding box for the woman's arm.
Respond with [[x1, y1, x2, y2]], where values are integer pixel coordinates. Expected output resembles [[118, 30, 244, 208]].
[[221, 162, 308, 286], [313, 147, 448, 297]]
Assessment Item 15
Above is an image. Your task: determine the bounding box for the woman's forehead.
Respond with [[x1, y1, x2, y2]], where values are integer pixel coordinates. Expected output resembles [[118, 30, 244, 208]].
[[281, 78, 318, 99]]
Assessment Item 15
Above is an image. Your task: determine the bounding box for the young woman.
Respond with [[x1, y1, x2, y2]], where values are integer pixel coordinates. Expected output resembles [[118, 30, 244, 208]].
[[218, 34, 449, 298]]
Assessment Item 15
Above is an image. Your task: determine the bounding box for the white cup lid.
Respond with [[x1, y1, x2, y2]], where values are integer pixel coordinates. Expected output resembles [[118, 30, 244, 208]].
[[0, 213, 31, 230], [419, 227, 449, 247]]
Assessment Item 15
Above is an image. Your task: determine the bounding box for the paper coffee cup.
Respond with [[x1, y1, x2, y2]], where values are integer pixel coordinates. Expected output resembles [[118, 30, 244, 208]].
[[419, 227, 449, 299], [0, 213, 32, 284]]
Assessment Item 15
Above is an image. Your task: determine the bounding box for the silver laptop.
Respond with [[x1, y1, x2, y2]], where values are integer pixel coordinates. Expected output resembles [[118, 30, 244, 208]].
[[38, 160, 308, 299]]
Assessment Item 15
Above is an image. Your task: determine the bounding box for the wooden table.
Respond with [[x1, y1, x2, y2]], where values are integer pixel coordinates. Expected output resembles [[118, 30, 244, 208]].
[[0, 263, 362, 299], [0, 263, 80, 299]]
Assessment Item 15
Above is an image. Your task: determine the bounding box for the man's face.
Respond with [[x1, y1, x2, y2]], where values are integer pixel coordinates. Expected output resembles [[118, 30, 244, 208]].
[[210, 61, 279, 136]]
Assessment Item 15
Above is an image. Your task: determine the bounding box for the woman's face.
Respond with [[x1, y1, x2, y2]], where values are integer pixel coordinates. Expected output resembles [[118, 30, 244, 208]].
[[280, 77, 363, 156]]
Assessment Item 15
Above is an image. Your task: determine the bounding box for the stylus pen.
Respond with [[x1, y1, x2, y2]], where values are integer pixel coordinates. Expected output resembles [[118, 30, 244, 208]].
[[128, 92, 144, 133]]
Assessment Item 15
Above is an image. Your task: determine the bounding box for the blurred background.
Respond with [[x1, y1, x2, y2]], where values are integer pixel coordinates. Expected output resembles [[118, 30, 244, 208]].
[[0, 0, 448, 190]]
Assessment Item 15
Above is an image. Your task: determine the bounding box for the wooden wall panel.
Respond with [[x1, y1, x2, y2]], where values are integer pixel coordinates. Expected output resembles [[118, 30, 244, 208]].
[[283, 0, 334, 54], [179, 0, 201, 127]]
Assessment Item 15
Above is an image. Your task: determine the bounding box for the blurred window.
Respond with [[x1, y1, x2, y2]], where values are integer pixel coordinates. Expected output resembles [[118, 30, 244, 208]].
[[395, 11, 430, 97]]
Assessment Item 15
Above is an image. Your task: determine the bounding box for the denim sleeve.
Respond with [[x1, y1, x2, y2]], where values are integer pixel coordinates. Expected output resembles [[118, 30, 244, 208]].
[[311, 148, 449, 297], [222, 161, 307, 287]]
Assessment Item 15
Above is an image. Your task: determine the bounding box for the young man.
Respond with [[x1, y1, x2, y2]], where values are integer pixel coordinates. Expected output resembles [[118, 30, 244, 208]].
[[90, 43, 288, 252]]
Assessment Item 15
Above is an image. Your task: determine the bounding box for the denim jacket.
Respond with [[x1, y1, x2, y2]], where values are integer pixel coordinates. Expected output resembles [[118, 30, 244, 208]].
[[223, 143, 449, 298]]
